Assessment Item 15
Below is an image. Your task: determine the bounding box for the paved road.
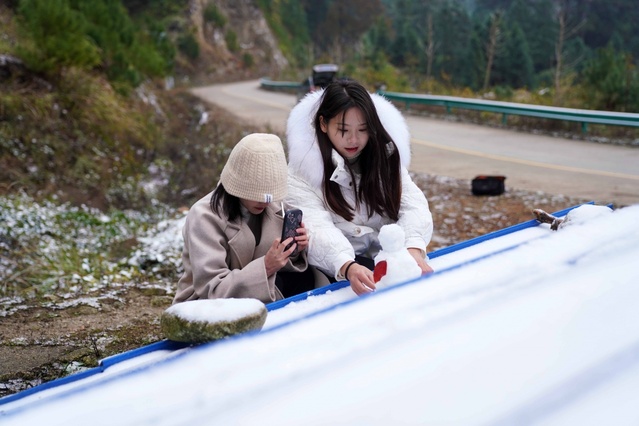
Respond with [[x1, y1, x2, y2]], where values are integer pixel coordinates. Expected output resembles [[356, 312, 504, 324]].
[[191, 80, 639, 207]]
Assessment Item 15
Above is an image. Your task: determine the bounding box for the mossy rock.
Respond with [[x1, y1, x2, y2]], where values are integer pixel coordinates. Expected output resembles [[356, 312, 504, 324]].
[[161, 299, 267, 343]]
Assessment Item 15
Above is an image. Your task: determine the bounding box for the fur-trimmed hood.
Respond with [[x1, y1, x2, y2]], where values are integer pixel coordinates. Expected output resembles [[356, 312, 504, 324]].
[[286, 89, 412, 188]]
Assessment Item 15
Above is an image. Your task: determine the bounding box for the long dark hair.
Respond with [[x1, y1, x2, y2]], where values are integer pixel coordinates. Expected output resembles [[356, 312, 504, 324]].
[[210, 183, 242, 221], [314, 79, 401, 222]]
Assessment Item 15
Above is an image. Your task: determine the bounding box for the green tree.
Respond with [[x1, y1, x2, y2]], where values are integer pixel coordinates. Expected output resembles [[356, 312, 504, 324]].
[[552, 0, 588, 104], [506, 0, 556, 74], [178, 32, 200, 60], [582, 0, 639, 63], [70, 0, 167, 87], [366, 15, 392, 57], [494, 22, 534, 89], [257, 0, 311, 67], [16, 0, 170, 90], [389, 21, 421, 68], [480, 10, 503, 91], [385, 0, 421, 67], [466, 19, 487, 90], [433, 0, 473, 85], [16, 0, 101, 74], [300, 0, 332, 56], [203, 3, 227, 27], [280, 0, 310, 65], [323, 0, 383, 63], [582, 46, 639, 112]]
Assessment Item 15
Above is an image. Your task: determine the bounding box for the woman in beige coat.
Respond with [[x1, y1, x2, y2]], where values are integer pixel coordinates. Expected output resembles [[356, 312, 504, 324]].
[[173, 133, 317, 304]]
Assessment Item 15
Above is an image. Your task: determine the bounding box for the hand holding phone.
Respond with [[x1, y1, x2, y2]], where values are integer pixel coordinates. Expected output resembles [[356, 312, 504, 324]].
[[281, 209, 303, 256]]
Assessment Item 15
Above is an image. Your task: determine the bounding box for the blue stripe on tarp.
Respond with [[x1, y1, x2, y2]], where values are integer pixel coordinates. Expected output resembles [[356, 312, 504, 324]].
[[266, 281, 350, 311], [0, 341, 193, 407], [428, 202, 595, 259], [99, 340, 191, 369], [0, 366, 104, 406], [0, 202, 603, 407]]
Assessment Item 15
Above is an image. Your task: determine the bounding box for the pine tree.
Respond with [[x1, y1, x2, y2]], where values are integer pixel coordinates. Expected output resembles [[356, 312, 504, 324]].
[[494, 22, 534, 89], [506, 0, 556, 74], [465, 19, 487, 91], [582, 46, 639, 112], [16, 0, 101, 74], [482, 11, 502, 91], [433, 0, 473, 85]]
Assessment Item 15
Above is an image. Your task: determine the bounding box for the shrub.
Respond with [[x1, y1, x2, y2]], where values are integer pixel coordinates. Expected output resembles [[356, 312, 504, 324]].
[[178, 32, 200, 60], [203, 3, 226, 27], [0, 68, 155, 208], [15, 0, 170, 91], [242, 53, 254, 68], [581, 46, 639, 112], [16, 0, 101, 74], [225, 30, 239, 53]]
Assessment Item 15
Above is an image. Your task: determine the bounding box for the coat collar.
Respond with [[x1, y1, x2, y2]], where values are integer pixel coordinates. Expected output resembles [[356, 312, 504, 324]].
[[329, 150, 350, 187], [227, 203, 284, 268]]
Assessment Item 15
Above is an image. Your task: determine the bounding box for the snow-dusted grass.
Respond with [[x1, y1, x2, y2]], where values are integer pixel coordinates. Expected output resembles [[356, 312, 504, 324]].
[[0, 192, 185, 316]]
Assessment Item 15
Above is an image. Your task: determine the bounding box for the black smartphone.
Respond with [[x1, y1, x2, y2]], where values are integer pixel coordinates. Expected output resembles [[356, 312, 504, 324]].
[[281, 209, 303, 256]]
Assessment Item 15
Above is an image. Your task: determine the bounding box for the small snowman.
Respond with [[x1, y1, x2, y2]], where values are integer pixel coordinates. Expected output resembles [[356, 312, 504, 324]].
[[373, 224, 423, 288]]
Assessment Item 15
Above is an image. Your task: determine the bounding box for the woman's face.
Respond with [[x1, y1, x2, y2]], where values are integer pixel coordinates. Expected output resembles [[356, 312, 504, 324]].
[[320, 107, 369, 160], [241, 199, 270, 215]]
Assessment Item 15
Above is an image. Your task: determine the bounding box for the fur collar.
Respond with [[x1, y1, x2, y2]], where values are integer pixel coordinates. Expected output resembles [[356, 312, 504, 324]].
[[286, 89, 412, 188]]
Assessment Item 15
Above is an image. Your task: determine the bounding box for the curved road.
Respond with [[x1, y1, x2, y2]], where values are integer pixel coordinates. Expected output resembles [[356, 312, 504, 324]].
[[191, 80, 639, 207]]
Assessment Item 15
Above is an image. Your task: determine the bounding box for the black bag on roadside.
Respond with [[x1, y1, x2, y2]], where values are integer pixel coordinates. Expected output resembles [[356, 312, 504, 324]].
[[471, 175, 506, 196]]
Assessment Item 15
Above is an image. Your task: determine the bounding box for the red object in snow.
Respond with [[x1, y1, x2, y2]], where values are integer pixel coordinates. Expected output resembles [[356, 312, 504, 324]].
[[373, 260, 387, 283]]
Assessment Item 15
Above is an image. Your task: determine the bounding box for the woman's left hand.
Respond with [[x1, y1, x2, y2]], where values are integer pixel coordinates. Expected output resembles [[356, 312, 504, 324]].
[[294, 222, 309, 252], [408, 248, 434, 275]]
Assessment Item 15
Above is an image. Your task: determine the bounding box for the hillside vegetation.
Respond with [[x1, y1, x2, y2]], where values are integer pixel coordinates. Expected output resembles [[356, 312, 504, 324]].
[[1, 0, 277, 210], [260, 0, 639, 113], [2, 0, 638, 211], [1, 0, 278, 303]]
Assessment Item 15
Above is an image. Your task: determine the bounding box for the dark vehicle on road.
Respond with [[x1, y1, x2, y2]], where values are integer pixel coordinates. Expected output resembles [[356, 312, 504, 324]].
[[296, 63, 339, 102]]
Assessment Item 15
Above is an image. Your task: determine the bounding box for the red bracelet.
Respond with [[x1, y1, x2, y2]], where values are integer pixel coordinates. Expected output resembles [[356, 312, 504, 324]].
[[344, 261, 357, 281]]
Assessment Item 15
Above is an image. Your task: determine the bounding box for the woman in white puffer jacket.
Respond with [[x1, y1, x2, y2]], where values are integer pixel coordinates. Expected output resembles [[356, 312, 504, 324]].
[[285, 79, 434, 296]]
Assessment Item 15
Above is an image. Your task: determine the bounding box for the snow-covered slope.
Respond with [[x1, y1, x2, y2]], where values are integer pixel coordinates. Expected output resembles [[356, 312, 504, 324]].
[[2, 204, 639, 425]]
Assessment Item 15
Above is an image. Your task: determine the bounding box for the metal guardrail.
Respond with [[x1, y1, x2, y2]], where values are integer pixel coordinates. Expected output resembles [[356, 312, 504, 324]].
[[378, 91, 639, 132], [259, 78, 639, 132], [259, 77, 300, 92]]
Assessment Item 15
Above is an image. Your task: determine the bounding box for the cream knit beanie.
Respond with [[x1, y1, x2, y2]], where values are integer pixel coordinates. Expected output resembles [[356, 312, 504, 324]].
[[220, 133, 288, 203]]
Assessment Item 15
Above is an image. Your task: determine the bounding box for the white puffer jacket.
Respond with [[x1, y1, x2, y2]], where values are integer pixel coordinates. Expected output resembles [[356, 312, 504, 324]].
[[285, 90, 433, 279]]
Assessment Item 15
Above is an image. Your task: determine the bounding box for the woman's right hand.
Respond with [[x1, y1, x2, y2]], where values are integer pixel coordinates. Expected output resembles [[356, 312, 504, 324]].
[[342, 262, 376, 296], [264, 238, 296, 277]]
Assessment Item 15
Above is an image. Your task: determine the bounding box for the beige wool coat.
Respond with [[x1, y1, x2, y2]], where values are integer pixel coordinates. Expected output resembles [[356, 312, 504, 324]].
[[173, 191, 309, 304]]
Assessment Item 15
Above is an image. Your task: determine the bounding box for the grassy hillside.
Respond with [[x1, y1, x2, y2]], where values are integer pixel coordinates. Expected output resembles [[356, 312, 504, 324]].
[[0, 1, 274, 211]]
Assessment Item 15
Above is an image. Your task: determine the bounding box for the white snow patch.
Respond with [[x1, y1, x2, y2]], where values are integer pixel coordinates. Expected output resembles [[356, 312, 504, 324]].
[[559, 204, 613, 228], [165, 298, 265, 323]]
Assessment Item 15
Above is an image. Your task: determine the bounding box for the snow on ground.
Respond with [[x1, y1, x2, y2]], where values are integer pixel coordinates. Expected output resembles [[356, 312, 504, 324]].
[[2, 204, 639, 425], [0, 192, 185, 316]]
